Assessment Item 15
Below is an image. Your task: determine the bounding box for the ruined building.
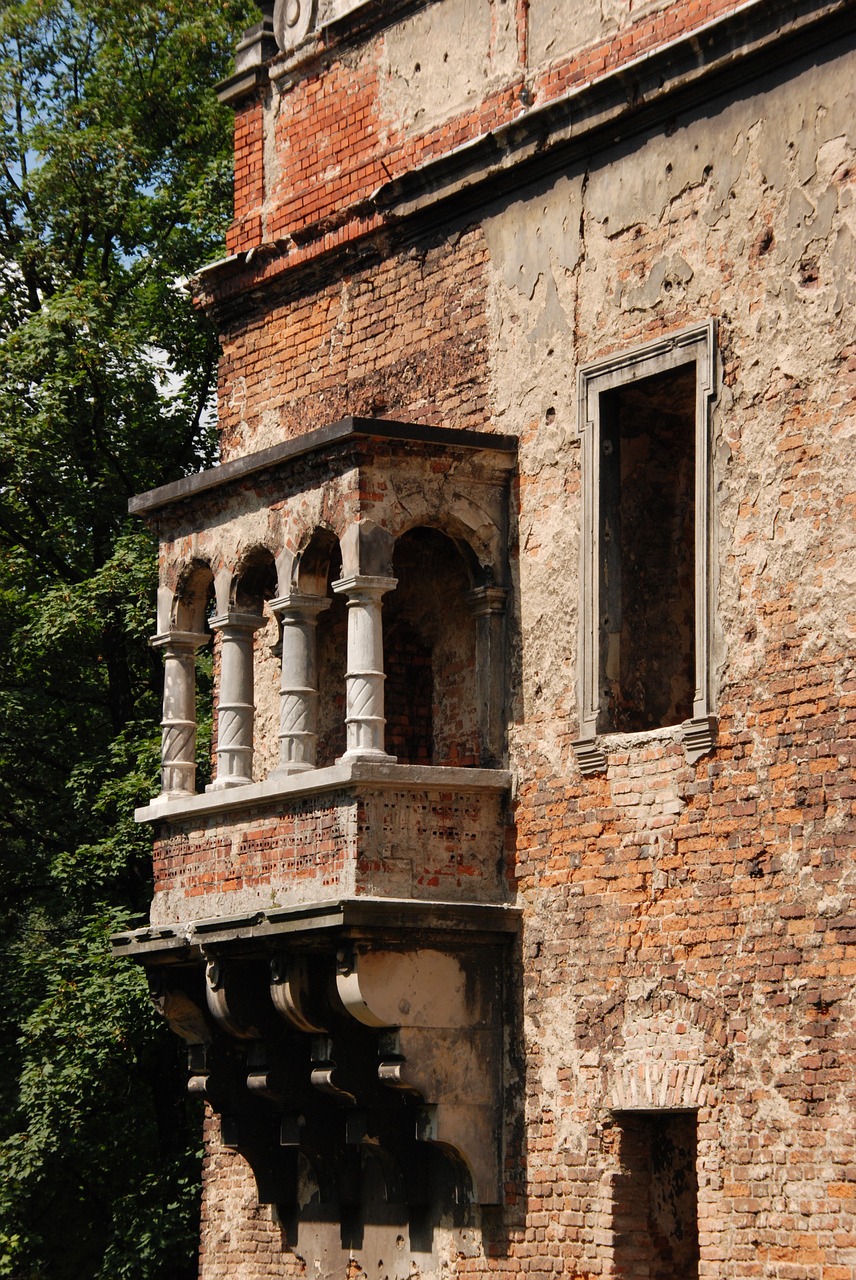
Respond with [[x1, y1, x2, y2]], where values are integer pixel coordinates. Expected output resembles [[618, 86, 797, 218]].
[[112, 0, 856, 1274]]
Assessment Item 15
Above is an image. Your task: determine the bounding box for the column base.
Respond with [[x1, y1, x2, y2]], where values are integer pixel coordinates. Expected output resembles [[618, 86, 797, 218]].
[[270, 761, 317, 778], [336, 749, 398, 765], [154, 788, 197, 805], [206, 775, 253, 792]]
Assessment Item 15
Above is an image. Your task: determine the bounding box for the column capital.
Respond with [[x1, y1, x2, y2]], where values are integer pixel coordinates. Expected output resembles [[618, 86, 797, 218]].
[[331, 575, 397, 599], [269, 592, 331, 620], [466, 586, 508, 618], [208, 611, 267, 634], [150, 629, 209, 652]]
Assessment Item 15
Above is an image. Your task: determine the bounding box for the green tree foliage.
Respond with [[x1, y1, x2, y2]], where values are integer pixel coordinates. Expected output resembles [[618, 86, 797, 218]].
[[0, 0, 252, 1271]]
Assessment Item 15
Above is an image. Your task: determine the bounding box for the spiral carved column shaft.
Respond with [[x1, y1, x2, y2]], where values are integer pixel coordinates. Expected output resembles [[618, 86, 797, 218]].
[[151, 630, 209, 799], [332, 575, 397, 762], [270, 592, 330, 775], [208, 611, 266, 790]]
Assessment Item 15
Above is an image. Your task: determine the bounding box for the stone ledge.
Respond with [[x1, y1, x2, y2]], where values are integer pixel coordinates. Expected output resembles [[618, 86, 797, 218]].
[[111, 896, 521, 959], [128, 416, 516, 517], [571, 717, 718, 775], [136, 761, 512, 825]]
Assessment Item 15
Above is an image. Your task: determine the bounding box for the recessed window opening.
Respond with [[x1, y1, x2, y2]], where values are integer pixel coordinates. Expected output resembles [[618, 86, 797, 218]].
[[599, 364, 696, 733], [384, 528, 478, 766], [575, 323, 716, 770], [612, 1111, 699, 1280]]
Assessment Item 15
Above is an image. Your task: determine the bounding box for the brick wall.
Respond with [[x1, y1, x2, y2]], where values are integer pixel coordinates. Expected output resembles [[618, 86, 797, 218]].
[[177, 2, 856, 1276], [225, 0, 750, 261], [216, 227, 491, 457]]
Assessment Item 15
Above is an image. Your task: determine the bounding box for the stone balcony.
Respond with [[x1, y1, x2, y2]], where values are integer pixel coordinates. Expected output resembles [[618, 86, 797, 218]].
[[118, 761, 516, 1209], [113, 418, 519, 1212], [135, 760, 511, 928]]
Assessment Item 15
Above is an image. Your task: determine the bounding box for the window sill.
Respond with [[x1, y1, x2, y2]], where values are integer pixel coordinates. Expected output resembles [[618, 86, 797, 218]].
[[571, 715, 717, 776]]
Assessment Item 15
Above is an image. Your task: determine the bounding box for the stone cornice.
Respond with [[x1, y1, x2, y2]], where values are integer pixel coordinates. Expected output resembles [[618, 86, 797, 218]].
[[370, 0, 856, 218], [193, 0, 856, 312], [111, 895, 521, 958], [129, 416, 517, 518]]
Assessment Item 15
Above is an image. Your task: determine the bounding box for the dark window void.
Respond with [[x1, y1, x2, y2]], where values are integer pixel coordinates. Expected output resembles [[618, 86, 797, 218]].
[[384, 528, 478, 766], [384, 615, 434, 764], [613, 1112, 699, 1280], [599, 364, 696, 733], [315, 567, 347, 768]]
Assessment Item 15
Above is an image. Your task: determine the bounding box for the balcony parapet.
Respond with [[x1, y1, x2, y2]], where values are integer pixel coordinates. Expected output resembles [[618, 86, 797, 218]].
[[138, 762, 512, 928]]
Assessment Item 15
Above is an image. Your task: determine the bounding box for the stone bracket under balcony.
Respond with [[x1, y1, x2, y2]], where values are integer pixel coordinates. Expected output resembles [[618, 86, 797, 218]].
[[136, 761, 511, 927], [112, 898, 519, 1209]]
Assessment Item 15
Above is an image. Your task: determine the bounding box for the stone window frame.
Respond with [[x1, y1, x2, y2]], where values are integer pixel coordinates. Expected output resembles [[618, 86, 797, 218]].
[[572, 320, 718, 775]]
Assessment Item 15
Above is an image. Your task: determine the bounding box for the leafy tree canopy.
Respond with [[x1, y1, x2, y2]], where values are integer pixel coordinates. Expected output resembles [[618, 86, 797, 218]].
[[0, 0, 253, 1272]]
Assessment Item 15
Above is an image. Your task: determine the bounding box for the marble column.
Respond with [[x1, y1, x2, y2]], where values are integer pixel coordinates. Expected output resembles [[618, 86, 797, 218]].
[[269, 592, 330, 775], [151, 629, 209, 799], [207, 610, 265, 790], [331, 575, 397, 762]]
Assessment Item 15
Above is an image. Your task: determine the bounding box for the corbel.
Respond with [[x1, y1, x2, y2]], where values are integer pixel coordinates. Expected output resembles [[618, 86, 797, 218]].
[[571, 736, 608, 776], [682, 714, 718, 763], [204, 953, 263, 1039], [270, 952, 328, 1033], [310, 1033, 357, 1105], [148, 973, 213, 1046], [334, 944, 504, 1203]]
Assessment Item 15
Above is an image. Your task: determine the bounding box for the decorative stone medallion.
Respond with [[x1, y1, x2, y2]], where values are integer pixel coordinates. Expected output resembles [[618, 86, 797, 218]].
[[273, 0, 316, 53]]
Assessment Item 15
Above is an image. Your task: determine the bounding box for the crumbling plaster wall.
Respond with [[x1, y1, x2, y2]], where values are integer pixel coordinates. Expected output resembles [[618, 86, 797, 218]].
[[480, 45, 856, 1276], [377, 0, 517, 137], [190, 36, 856, 1280], [483, 47, 856, 773], [527, 0, 673, 68]]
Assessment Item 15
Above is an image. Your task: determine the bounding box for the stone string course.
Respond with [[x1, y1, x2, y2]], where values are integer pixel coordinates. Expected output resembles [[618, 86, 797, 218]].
[[225, 0, 750, 260]]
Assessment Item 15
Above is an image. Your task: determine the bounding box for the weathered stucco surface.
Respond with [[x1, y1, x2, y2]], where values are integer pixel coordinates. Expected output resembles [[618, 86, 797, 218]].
[[527, 0, 672, 68], [378, 0, 517, 137], [483, 49, 856, 772], [134, 4, 856, 1275]]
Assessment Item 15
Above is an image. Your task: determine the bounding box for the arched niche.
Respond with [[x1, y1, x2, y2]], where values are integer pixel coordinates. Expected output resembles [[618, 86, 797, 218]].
[[172, 560, 215, 633], [384, 527, 480, 767], [294, 528, 347, 768], [294, 525, 341, 596], [230, 548, 279, 782], [233, 547, 278, 613]]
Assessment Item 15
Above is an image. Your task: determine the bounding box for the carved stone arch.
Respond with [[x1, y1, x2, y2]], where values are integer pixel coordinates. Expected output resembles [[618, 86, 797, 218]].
[[172, 559, 215, 632], [393, 516, 487, 590], [433, 492, 507, 586], [230, 544, 278, 611], [293, 525, 342, 596], [580, 985, 730, 1112]]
